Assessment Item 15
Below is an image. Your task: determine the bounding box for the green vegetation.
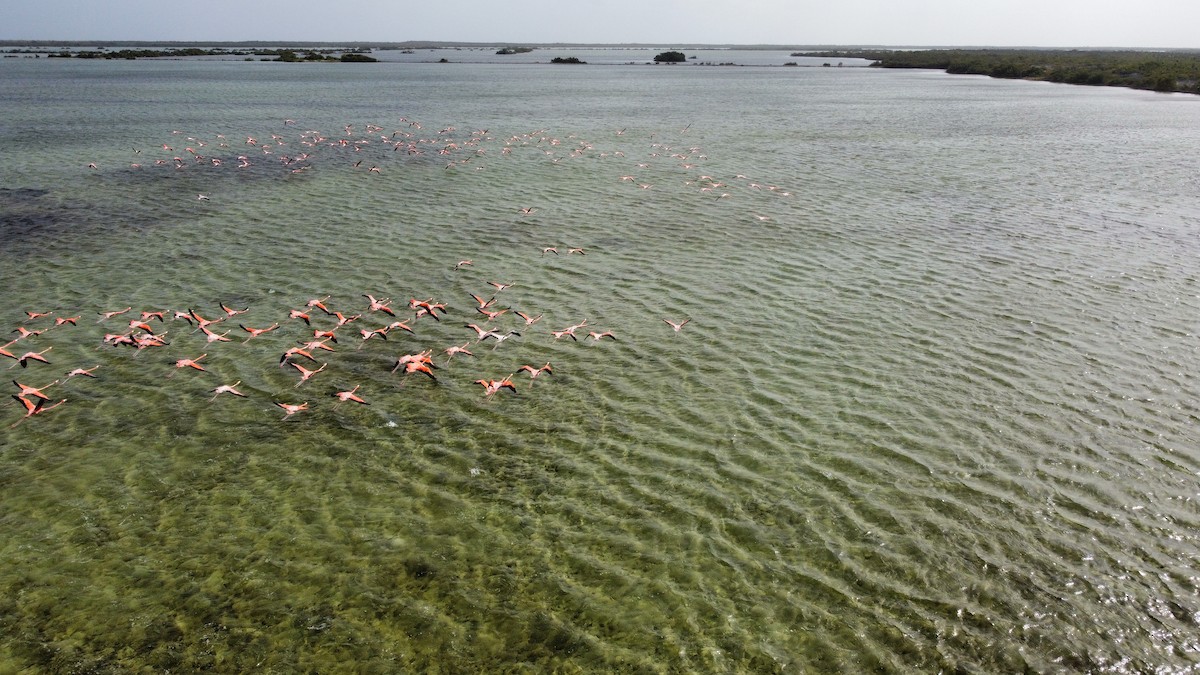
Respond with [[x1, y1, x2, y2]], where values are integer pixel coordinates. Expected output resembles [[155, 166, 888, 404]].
[[59, 47, 246, 59], [44, 46, 376, 62], [550, 57, 586, 64], [496, 47, 534, 55], [654, 51, 687, 63], [812, 48, 1200, 94]]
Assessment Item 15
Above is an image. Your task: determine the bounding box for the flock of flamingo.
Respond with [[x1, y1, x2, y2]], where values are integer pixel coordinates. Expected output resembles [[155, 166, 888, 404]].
[[5, 115, 802, 427], [4, 279, 694, 427]]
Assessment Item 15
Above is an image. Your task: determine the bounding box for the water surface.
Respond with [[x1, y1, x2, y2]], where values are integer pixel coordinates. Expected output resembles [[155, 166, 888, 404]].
[[2, 58, 1200, 672]]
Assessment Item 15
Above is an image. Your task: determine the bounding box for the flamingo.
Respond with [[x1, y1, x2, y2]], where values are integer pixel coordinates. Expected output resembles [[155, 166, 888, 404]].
[[482, 330, 520, 349], [442, 343, 474, 364], [24, 311, 53, 322], [239, 323, 279, 342], [289, 361, 326, 387], [219, 302, 249, 317], [275, 401, 308, 420], [65, 365, 100, 379], [280, 347, 318, 365], [13, 379, 57, 402], [515, 311, 542, 325], [395, 359, 437, 381], [209, 381, 247, 402], [476, 307, 507, 322], [187, 309, 224, 331], [12, 348, 52, 368], [306, 296, 333, 314], [332, 385, 368, 407], [127, 319, 156, 335], [54, 316, 81, 327], [474, 375, 517, 398], [464, 323, 494, 341], [171, 354, 206, 375], [97, 307, 132, 322], [664, 318, 690, 332], [470, 293, 496, 309], [11, 395, 67, 426], [517, 363, 552, 386], [297, 339, 335, 353], [200, 326, 232, 343], [363, 294, 396, 316], [588, 331, 617, 341]]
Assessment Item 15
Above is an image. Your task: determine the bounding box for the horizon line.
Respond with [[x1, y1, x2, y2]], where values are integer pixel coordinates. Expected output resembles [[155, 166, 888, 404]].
[[2, 40, 1197, 52]]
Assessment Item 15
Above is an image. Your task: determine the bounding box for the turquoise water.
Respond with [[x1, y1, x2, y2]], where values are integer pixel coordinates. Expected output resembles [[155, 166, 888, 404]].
[[2, 58, 1200, 672]]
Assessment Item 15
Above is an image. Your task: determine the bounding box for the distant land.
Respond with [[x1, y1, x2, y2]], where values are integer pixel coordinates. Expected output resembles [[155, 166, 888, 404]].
[[812, 48, 1200, 94], [5, 41, 1198, 94], [11, 41, 1196, 51]]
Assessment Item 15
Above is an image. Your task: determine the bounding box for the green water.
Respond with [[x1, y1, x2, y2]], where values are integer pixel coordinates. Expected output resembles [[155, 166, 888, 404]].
[[2, 57, 1200, 672]]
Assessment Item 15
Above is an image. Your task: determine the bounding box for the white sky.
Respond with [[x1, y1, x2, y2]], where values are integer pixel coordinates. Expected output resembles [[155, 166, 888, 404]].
[[3, 0, 1197, 48]]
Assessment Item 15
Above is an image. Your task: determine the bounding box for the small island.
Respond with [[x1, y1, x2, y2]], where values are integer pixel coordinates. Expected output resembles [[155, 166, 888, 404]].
[[550, 57, 586, 64], [496, 47, 534, 55], [653, 51, 687, 63]]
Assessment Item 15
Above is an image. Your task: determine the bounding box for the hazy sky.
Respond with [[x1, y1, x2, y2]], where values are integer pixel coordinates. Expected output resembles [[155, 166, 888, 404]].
[[4, 0, 1198, 48]]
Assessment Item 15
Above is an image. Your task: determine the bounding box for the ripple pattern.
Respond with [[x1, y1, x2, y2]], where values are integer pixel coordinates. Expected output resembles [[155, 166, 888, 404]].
[[2, 58, 1200, 672]]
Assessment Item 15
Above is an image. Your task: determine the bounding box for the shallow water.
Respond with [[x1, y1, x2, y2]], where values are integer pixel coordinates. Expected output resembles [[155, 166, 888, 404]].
[[2, 58, 1200, 672]]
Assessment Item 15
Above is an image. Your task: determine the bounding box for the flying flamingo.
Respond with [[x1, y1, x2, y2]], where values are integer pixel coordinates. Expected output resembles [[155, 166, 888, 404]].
[[363, 294, 396, 316], [306, 296, 333, 314], [65, 365, 99, 379], [200, 326, 232, 343], [442, 343, 474, 364], [24, 311, 53, 322], [11, 395, 67, 426], [332, 385, 368, 408], [470, 293, 496, 309], [517, 363, 552, 387], [219, 302, 249, 317], [13, 379, 57, 403], [476, 307, 507, 322], [664, 318, 690, 332], [12, 348, 52, 369], [171, 354, 206, 376], [97, 307, 132, 322], [289, 361, 326, 387], [275, 401, 308, 420], [515, 311, 542, 325], [588, 331, 617, 341], [240, 323, 279, 342], [474, 374, 517, 398], [280, 347, 318, 365], [209, 381, 247, 402]]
